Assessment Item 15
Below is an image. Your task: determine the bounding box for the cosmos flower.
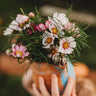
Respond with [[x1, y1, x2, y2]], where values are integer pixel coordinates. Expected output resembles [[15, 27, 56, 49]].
[[45, 20, 50, 29], [9, 20, 22, 31], [53, 12, 69, 26], [65, 22, 80, 33], [16, 14, 29, 24], [10, 45, 29, 58], [3, 28, 13, 36], [48, 45, 59, 63], [38, 23, 46, 31], [49, 23, 58, 38], [42, 31, 55, 48], [38, 20, 50, 31], [58, 36, 76, 54]]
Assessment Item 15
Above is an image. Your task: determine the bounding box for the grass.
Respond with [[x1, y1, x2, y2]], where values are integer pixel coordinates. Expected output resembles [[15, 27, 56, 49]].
[[0, 73, 30, 96]]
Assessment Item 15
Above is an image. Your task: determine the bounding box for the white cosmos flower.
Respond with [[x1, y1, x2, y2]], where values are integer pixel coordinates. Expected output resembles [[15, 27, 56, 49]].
[[16, 14, 29, 24], [48, 45, 60, 63], [3, 28, 13, 36], [53, 12, 69, 26], [58, 36, 76, 54], [42, 31, 55, 48], [9, 20, 22, 31], [49, 23, 58, 38]]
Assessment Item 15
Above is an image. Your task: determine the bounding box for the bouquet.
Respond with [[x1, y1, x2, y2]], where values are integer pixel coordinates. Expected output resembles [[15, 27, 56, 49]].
[[4, 8, 88, 93]]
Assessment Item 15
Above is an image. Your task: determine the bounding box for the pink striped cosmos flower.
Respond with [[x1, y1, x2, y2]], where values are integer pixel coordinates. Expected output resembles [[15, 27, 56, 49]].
[[10, 45, 29, 58]]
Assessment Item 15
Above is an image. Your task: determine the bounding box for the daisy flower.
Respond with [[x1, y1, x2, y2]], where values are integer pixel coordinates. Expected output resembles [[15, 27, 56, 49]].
[[42, 31, 55, 48], [58, 36, 76, 54], [10, 45, 29, 58]]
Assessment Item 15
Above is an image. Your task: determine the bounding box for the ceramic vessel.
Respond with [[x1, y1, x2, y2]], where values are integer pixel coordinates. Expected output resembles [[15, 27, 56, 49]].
[[31, 61, 75, 94]]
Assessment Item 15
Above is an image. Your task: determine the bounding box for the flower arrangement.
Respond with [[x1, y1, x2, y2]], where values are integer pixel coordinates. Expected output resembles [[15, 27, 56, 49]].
[[4, 8, 88, 67]]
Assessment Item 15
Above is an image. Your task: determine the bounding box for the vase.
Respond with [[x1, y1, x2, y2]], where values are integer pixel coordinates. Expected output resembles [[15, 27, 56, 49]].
[[31, 61, 75, 94]]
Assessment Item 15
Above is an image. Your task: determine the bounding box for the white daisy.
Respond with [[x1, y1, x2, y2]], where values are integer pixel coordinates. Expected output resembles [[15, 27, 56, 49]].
[[42, 31, 55, 48], [58, 36, 76, 54]]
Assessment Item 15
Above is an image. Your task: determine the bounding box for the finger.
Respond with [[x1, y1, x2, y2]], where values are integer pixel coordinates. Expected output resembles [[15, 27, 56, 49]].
[[39, 77, 50, 96], [51, 74, 60, 96], [62, 77, 74, 96], [71, 89, 76, 96], [32, 83, 41, 96]]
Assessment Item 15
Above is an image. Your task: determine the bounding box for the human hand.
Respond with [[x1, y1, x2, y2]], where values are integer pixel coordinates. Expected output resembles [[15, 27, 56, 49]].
[[31, 74, 76, 96]]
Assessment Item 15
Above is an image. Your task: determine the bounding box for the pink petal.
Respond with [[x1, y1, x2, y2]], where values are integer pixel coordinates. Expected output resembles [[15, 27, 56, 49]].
[[24, 52, 29, 56], [28, 29, 33, 35], [36, 26, 41, 31], [20, 45, 27, 52], [76, 34, 81, 38], [16, 53, 21, 57], [10, 53, 16, 57], [15, 45, 20, 51], [11, 47, 16, 52], [65, 22, 72, 29], [45, 20, 50, 29], [39, 23, 46, 31]]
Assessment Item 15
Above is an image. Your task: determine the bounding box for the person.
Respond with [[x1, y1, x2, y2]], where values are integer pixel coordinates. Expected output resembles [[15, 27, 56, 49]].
[[22, 68, 76, 96]]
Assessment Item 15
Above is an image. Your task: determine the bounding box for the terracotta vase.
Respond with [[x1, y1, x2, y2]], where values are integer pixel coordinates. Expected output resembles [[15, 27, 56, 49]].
[[31, 61, 75, 94]]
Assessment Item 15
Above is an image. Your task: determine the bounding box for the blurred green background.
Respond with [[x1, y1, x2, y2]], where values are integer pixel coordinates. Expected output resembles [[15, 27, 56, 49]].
[[0, 0, 96, 96]]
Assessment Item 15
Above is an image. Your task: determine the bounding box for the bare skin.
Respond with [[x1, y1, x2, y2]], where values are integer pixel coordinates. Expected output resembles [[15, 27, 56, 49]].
[[22, 69, 76, 96]]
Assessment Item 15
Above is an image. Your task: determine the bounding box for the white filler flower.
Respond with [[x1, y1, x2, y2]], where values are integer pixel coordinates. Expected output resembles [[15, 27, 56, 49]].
[[58, 36, 76, 54]]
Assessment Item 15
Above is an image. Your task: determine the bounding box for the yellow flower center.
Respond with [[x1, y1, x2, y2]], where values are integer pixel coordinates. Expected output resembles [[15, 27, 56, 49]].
[[20, 24, 24, 28], [52, 28, 58, 34], [72, 28, 74, 32], [46, 38, 52, 44], [63, 42, 69, 49], [16, 51, 23, 56], [51, 49, 56, 55]]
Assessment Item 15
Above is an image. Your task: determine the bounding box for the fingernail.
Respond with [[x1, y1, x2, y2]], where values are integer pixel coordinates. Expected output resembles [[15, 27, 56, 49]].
[[68, 76, 73, 80], [39, 77, 43, 81], [51, 74, 56, 78], [32, 83, 35, 88]]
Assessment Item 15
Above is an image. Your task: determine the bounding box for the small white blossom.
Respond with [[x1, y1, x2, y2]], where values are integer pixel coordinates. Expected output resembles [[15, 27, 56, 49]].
[[28, 12, 35, 17], [5, 49, 11, 56]]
